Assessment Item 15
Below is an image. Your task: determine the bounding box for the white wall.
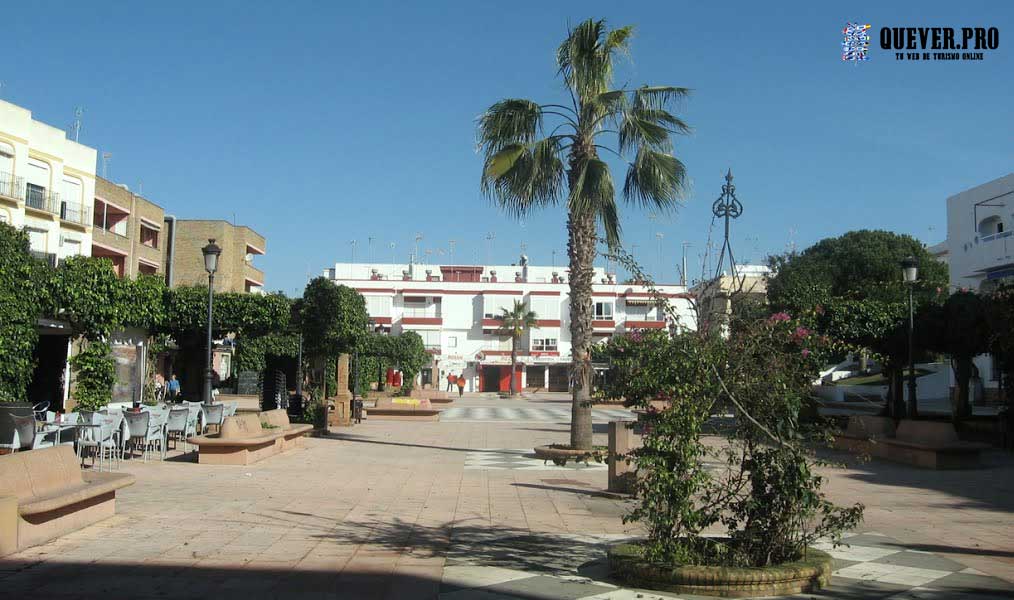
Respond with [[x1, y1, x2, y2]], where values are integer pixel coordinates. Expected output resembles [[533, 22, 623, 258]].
[[945, 173, 1014, 290]]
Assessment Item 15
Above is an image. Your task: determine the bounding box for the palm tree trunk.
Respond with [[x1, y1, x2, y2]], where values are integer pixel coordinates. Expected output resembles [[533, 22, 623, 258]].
[[568, 208, 596, 450], [510, 335, 517, 396]]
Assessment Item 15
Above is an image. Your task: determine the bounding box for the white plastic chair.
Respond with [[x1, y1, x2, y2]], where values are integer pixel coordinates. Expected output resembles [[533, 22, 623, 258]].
[[10, 415, 54, 451], [165, 407, 195, 453], [201, 404, 225, 434], [79, 416, 121, 471], [124, 411, 164, 462]]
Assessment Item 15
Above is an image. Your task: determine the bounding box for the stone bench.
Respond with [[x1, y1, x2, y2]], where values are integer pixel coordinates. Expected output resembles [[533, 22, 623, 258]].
[[833, 415, 897, 455], [880, 420, 989, 469], [0, 445, 135, 556], [188, 409, 313, 465]]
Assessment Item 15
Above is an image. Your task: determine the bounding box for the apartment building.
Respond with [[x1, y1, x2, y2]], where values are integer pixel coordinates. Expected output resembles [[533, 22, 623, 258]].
[[0, 100, 97, 266], [691, 264, 772, 333], [941, 173, 1014, 401], [325, 258, 696, 392], [163, 219, 266, 293], [92, 177, 165, 277]]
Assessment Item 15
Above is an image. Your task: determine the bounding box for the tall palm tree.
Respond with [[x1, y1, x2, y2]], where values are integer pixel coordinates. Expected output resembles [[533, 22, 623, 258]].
[[497, 299, 539, 396], [478, 18, 690, 449]]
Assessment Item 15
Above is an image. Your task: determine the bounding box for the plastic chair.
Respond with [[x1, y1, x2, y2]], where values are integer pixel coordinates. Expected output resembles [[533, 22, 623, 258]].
[[79, 416, 121, 471], [10, 414, 54, 451], [32, 401, 50, 421], [124, 411, 164, 462], [224, 402, 238, 417], [202, 404, 225, 434], [165, 407, 194, 453]]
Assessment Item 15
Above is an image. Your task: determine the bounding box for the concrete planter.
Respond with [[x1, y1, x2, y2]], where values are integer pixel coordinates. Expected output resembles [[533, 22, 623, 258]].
[[608, 541, 832, 598], [533, 444, 606, 466]]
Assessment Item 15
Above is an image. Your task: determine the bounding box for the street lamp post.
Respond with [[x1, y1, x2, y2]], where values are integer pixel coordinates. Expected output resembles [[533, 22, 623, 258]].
[[201, 239, 221, 405], [902, 256, 919, 419]]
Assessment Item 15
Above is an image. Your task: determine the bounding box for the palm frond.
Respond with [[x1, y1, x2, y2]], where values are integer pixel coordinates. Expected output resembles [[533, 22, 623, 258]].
[[569, 157, 615, 225], [481, 137, 565, 217], [622, 147, 686, 211], [478, 99, 543, 153], [557, 19, 632, 100], [633, 85, 691, 111], [597, 195, 622, 250]]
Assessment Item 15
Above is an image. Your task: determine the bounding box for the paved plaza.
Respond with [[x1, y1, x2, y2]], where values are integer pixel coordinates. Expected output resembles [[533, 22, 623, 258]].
[[1, 393, 1012, 599]]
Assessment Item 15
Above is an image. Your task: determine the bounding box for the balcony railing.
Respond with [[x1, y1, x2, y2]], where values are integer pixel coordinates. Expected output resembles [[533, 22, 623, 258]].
[[59, 201, 91, 226], [29, 250, 59, 268], [25, 186, 59, 214], [0, 172, 24, 201]]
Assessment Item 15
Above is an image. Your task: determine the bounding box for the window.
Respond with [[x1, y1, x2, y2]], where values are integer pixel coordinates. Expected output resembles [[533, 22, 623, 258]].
[[60, 236, 81, 259], [0, 142, 13, 186], [529, 295, 559, 319], [26, 183, 46, 209], [138, 263, 158, 276], [140, 224, 159, 249], [594, 302, 613, 319], [447, 336, 457, 348], [532, 338, 558, 352], [366, 295, 392, 318], [417, 330, 440, 349]]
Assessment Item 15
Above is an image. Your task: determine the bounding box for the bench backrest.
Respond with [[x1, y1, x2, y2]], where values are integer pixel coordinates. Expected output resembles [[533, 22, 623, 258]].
[[260, 409, 291, 429], [219, 414, 265, 439], [0, 445, 84, 502], [895, 420, 959, 445], [844, 415, 896, 439]]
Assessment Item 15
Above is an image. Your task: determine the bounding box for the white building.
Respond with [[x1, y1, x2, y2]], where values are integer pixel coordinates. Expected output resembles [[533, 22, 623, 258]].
[[324, 258, 696, 392], [0, 100, 98, 265], [942, 173, 1014, 402]]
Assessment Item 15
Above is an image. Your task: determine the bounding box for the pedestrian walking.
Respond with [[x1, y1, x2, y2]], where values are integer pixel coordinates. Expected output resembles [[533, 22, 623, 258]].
[[456, 374, 466, 397], [167, 374, 181, 401], [353, 397, 363, 423], [447, 372, 457, 392]]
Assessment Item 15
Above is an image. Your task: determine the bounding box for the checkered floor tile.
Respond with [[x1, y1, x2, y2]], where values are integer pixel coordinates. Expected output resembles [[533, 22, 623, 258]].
[[464, 449, 608, 470], [438, 532, 1014, 599]]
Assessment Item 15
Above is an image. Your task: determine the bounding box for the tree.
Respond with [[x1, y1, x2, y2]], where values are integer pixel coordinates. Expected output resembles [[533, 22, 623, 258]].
[[0, 224, 40, 403], [767, 230, 948, 416], [924, 292, 990, 421], [478, 18, 690, 449], [497, 299, 539, 396], [395, 332, 428, 393], [299, 277, 369, 397]]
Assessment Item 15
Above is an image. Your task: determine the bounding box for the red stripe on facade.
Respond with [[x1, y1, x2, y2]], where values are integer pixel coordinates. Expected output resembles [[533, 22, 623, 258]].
[[592, 320, 616, 328], [370, 316, 392, 324], [625, 320, 667, 329], [528, 290, 561, 296], [592, 291, 618, 297], [481, 318, 501, 327], [480, 290, 524, 295], [535, 320, 561, 327], [623, 291, 694, 299], [402, 317, 443, 325], [401, 288, 443, 295], [355, 288, 396, 293]]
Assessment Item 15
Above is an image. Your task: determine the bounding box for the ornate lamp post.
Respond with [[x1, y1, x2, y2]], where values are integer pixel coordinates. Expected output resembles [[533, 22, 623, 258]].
[[901, 256, 919, 418], [202, 239, 221, 405]]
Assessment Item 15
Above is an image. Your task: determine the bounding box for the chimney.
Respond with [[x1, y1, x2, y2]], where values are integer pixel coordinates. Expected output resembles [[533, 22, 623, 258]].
[[514, 271, 522, 283], [402, 269, 411, 281], [490, 269, 497, 283]]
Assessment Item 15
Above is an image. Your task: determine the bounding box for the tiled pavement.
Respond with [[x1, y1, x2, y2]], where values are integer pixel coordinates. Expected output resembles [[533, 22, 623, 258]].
[[440, 405, 635, 422], [464, 448, 608, 470], [436, 532, 1014, 599], [0, 393, 1011, 599]]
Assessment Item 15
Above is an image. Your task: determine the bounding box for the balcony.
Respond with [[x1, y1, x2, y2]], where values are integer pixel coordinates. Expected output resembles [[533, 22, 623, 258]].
[[29, 250, 59, 268], [974, 231, 1014, 275], [59, 201, 91, 227], [402, 316, 443, 326], [92, 226, 131, 253], [0, 172, 24, 203], [25, 187, 60, 215]]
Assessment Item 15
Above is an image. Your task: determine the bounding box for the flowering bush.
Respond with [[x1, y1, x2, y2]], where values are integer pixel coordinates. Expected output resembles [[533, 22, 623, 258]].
[[600, 313, 863, 568]]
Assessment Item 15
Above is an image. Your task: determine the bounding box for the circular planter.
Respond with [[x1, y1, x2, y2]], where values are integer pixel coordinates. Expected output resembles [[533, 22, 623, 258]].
[[608, 541, 832, 598], [533, 444, 607, 466]]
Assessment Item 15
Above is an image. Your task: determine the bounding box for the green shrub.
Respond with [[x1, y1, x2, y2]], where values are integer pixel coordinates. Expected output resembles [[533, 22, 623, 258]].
[[70, 341, 116, 411], [0, 224, 40, 403]]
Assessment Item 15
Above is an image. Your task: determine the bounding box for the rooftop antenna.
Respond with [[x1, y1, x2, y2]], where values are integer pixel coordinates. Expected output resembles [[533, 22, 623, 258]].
[[680, 242, 692, 287], [350, 239, 357, 263], [414, 233, 423, 261], [485, 232, 495, 265], [425, 249, 433, 265], [101, 152, 112, 178], [368, 236, 375, 265], [448, 239, 456, 265], [551, 249, 557, 269], [786, 227, 797, 254], [389, 242, 396, 277], [656, 232, 665, 280], [70, 107, 83, 142], [712, 168, 743, 279]]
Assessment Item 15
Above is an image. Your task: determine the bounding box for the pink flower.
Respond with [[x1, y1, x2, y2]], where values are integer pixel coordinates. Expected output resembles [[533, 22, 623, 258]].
[[768, 312, 791, 323], [801, 348, 811, 358], [794, 326, 811, 338]]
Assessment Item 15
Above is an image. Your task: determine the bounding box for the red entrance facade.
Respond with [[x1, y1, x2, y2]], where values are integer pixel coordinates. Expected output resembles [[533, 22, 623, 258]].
[[478, 365, 522, 393]]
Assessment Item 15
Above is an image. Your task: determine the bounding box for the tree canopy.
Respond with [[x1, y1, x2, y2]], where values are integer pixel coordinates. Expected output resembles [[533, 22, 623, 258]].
[[299, 277, 369, 358]]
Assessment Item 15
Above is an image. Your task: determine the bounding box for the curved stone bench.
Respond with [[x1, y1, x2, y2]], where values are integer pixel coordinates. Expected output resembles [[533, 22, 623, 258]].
[[880, 420, 989, 469], [833, 415, 896, 455], [188, 410, 313, 465], [0, 445, 135, 556]]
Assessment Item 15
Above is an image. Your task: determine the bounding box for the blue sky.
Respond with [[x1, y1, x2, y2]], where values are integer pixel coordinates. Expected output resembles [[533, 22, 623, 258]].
[[4, 1, 1011, 294]]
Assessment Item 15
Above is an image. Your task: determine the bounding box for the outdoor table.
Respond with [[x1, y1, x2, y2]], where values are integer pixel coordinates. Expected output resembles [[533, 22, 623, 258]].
[[37, 421, 101, 457]]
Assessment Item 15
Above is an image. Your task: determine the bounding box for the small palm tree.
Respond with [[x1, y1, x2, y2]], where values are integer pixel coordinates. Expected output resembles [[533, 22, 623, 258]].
[[497, 299, 539, 396], [478, 18, 689, 448]]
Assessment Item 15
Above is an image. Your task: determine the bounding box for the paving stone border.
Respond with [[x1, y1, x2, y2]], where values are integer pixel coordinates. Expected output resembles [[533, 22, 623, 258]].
[[534, 444, 608, 466], [607, 541, 832, 597]]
